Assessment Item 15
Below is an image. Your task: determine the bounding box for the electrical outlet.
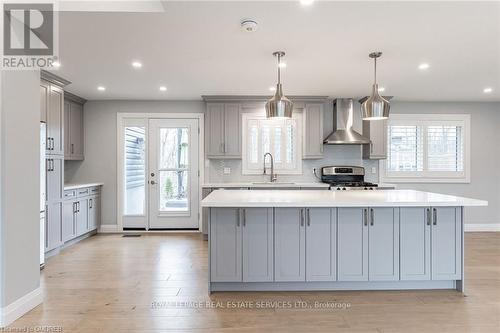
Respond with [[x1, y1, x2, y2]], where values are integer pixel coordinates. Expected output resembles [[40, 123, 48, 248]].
[[223, 167, 231, 175]]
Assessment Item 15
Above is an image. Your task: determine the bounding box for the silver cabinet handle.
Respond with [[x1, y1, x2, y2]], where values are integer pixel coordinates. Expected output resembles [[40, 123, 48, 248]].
[[73, 202, 77, 214], [300, 209, 305, 227], [236, 209, 240, 227], [242, 209, 246, 227], [433, 208, 437, 226], [71, 143, 74, 154], [89, 198, 93, 209], [370, 208, 374, 226], [306, 208, 311, 226], [426, 208, 431, 226], [363, 208, 368, 226]]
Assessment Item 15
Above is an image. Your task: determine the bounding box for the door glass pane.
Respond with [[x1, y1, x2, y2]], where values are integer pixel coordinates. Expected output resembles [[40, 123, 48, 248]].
[[159, 128, 189, 169], [159, 170, 188, 212], [124, 127, 145, 215]]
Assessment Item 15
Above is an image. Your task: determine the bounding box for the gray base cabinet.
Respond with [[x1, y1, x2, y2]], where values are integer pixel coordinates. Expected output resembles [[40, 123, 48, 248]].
[[76, 198, 89, 236], [431, 207, 462, 280], [274, 208, 306, 282], [46, 201, 63, 251], [305, 208, 337, 281], [242, 208, 273, 282], [62, 201, 76, 242], [88, 196, 100, 230], [338, 208, 369, 281], [400, 208, 431, 280]]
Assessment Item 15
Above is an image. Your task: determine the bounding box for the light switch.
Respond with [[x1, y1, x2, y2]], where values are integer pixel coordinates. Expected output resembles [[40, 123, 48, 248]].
[[223, 167, 231, 175]]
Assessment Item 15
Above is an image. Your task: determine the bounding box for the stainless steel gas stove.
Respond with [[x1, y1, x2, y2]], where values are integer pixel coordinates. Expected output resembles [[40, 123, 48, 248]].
[[320, 166, 379, 191]]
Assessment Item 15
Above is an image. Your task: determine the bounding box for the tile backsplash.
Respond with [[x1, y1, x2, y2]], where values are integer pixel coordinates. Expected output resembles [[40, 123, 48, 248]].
[[206, 145, 380, 184]]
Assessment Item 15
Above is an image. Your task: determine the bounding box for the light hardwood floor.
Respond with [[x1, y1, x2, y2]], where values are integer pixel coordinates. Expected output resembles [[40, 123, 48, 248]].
[[8, 233, 500, 332]]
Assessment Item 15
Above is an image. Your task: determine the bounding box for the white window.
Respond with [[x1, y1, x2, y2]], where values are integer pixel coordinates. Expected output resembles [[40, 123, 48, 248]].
[[381, 114, 470, 183], [242, 113, 302, 175]]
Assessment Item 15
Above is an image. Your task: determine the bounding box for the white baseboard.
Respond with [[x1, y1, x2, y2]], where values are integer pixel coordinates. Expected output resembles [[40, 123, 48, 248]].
[[0, 287, 42, 328], [465, 223, 500, 232], [98, 224, 121, 233]]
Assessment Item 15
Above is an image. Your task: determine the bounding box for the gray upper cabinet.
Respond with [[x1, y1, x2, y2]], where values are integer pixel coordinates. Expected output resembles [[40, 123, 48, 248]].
[[338, 208, 369, 281], [242, 208, 273, 282], [274, 208, 306, 282], [400, 207, 431, 280], [368, 208, 400, 281], [303, 103, 324, 159], [431, 207, 462, 280], [46, 156, 64, 202], [210, 208, 242, 282], [305, 208, 337, 281], [206, 103, 241, 158], [40, 81, 49, 122], [362, 119, 387, 159], [64, 99, 84, 160], [46, 83, 64, 156]]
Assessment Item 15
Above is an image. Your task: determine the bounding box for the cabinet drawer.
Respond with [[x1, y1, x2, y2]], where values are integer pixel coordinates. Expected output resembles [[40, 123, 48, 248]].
[[64, 190, 76, 200], [89, 186, 100, 195], [77, 188, 90, 197]]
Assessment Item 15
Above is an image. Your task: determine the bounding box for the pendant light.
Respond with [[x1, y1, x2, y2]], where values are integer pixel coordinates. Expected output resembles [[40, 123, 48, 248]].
[[361, 52, 390, 120], [266, 51, 293, 118]]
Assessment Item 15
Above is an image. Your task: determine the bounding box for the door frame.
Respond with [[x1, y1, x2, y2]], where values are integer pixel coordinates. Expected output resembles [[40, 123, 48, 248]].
[[116, 112, 204, 232]]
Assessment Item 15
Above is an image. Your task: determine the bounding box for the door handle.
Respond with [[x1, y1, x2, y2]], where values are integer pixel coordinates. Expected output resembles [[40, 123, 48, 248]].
[[236, 209, 240, 227], [363, 208, 368, 226], [71, 143, 74, 154], [306, 208, 311, 226], [370, 208, 374, 226], [433, 208, 437, 226], [242, 209, 246, 227], [426, 208, 431, 226], [89, 198, 93, 209], [300, 209, 305, 227]]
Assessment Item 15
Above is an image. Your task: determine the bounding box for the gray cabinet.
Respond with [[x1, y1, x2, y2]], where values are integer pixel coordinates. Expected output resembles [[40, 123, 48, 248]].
[[400, 208, 431, 280], [76, 198, 89, 236], [64, 100, 84, 160], [40, 81, 49, 122], [46, 156, 64, 202], [46, 83, 64, 156], [242, 208, 273, 282], [338, 208, 369, 281], [305, 208, 337, 281], [46, 201, 62, 251], [362, 119, 387, 159], [88, 196, 99, 231], [274, 208, 306, 282], [62, 201, 76, 242], [431, 207, 462, 280], [368, 208, 400, 281], [206, 103, 241, 158], [210, 208, 242, 282], [303, 104, 324, 159]]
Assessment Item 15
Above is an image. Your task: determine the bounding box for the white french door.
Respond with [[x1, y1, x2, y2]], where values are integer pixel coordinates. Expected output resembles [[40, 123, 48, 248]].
[[120, 115, 201, 230], [148, 119, 199, 229]]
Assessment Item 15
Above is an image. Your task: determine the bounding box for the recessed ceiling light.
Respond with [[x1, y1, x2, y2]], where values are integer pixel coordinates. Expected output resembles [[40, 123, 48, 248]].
[[269, 86, 276, 91], [97, 86, 106, 91], [159, 86, 167, 92], [418, 63, 430, 70], [300, 0, 314, 5], [278, 62, 287, 68], [378, 86, 386, 92], [132, 61, 142, 68]]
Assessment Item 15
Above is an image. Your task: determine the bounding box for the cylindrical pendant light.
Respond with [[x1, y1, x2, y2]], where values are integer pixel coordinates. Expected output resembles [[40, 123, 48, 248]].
[[361, 52, 390, 120], [266, 51, 293, 118]]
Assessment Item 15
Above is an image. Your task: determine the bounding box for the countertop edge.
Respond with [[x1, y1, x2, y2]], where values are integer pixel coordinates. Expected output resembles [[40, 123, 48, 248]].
[[64, 183, 104, 190]]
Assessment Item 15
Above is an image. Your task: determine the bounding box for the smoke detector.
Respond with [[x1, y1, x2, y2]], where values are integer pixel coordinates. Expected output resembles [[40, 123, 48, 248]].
[[241, 19, 258, 33]]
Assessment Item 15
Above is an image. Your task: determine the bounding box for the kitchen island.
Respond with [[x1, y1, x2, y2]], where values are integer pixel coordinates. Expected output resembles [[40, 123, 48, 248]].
[[201, 190, 487, 293]]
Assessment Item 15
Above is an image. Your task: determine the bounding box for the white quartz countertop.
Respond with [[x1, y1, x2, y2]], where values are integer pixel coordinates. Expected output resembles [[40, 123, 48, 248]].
[[202, 182, 330, 188], [201, 189, 488, 208], [64, 183, 104, 190]]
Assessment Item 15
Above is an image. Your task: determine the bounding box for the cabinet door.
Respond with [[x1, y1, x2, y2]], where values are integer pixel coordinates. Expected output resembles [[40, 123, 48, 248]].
[[400, 208, 431, 280], [363, 119, 387, 159], [76, 198, 89, 236], [431, 207, 462, 280], [303, 104, 324, 159], [306, 208, 337, 281], [242, 208, 273, 282], [40, 81, 49, 123], [47, 85, 64, 155], [64, 101, 71, 158], [46, 201, 62, 251], [62, 201, 76, 242], [368, 208, 399, 281], [223, 104, 241, 157], [275, 208, 306, 282], [338, 208, 368, 281], [210, 208, 242, 282], [46, 157, 63, 202], [69, 102, 84, 160], [88, 196, 99, 230], [206, 103, 225, 157]]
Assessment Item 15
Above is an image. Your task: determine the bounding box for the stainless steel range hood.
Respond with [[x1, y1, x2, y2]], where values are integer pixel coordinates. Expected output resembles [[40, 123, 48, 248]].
[[323, 98, 371, 145]]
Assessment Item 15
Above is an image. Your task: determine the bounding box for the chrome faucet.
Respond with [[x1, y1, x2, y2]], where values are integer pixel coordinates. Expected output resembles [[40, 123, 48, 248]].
[[263, 153, 277, 182]]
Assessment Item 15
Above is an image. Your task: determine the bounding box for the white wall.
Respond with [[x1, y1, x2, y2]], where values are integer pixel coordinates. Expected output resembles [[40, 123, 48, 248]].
[[0, 70, 42, 326], [66, 100, 204, 226], [389, 102, 500, 226]]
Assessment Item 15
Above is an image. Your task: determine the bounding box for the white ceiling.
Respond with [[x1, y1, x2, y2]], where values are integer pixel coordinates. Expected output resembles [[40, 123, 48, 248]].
[[54, 1, 500, 101]]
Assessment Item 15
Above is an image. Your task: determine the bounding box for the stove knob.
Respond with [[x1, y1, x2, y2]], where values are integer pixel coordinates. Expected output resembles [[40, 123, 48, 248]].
[[364, 187, 368, 190], [342, 187, 346, 190], [369, 187, 374, 190], [336, 187, 341, 191]]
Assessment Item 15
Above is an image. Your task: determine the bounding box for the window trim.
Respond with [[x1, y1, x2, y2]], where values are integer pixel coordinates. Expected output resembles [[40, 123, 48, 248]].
[[241, 112, 303, 175], [380, 113, 471, 184]]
